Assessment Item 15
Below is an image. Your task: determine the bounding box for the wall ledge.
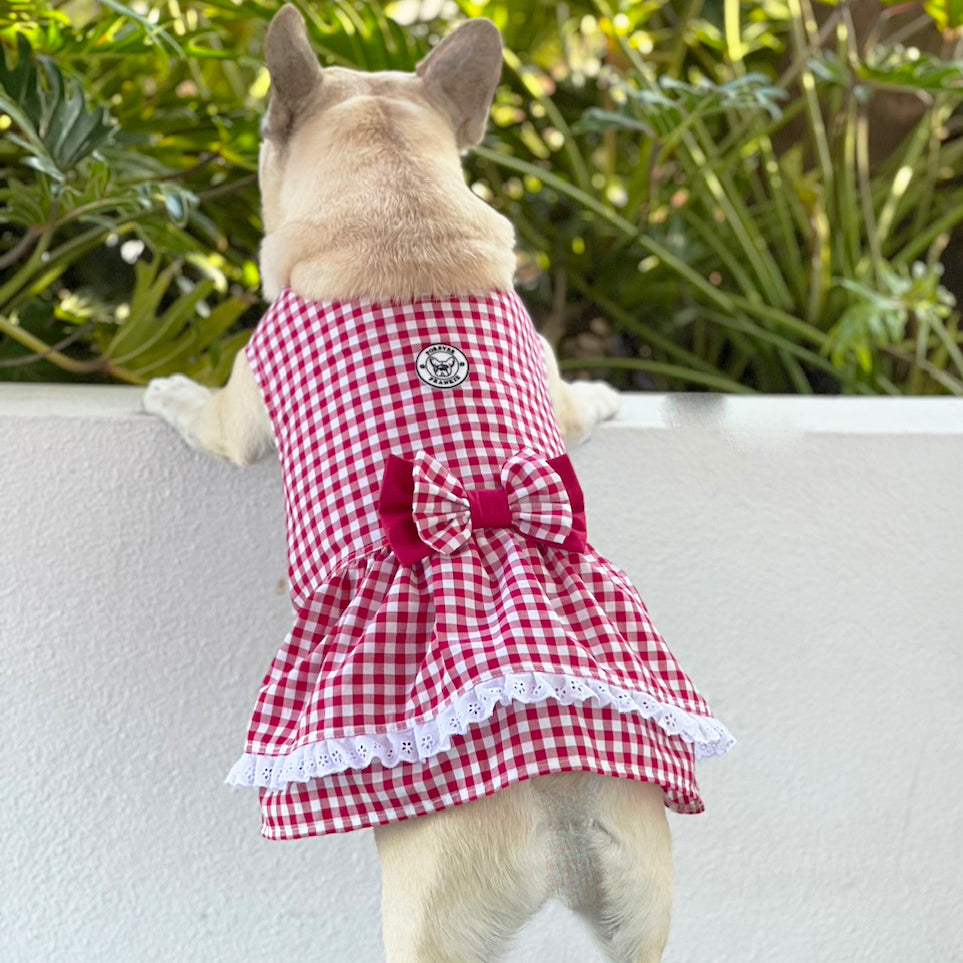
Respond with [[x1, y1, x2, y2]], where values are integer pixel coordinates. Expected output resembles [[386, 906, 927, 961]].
[[3, 379, 961, 962], [1, 382, 961, 436]]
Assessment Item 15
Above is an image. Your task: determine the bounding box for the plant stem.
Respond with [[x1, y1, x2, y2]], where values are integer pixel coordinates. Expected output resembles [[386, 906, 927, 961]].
[[786, 0, 836, 204], [502, 48, 592, 194], [0, 226, 44, 271], [699, 307, 878, 394], [724, 0, 744, 63], [931, 315, 963, 380], [0, 322, 91, 367], [568, 275, 744, 385], [856, 104, 882, 279], [0, 221, 55, 309], [688, 123, 793, 308], [897, 199, 963, 263], [0, 316, 142, 382], [668, 0, 704, 75], [473, 146, 828, 346], [836, 18, 861, 281], [558, 355, 756, 393], [881, 344, 963, 394]]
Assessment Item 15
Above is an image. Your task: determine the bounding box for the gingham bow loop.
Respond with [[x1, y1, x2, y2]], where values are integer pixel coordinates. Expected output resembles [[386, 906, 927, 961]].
[[499, 449, 575, 543], [411, 448, 575, 556]]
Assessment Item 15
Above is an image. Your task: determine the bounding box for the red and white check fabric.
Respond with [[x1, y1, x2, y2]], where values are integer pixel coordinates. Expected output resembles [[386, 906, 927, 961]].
[[411, 449, 574, 555], [232, 288, 733, 839]]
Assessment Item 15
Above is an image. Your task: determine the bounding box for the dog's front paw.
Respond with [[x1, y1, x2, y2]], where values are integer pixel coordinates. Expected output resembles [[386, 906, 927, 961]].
[[144, 374, 211, 420], [570, 379, 621, 421], [564, 379, 621, 444], [143, 375, 213, 447]]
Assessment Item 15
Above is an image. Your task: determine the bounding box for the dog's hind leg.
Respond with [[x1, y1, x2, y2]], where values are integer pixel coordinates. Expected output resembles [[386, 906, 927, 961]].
[[576, 777, 673, 963], [372, 781, 549, 963]]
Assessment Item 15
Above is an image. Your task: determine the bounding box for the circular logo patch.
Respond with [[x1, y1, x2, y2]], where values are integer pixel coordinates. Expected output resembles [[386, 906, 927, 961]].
[[415, 344, 469, 389]]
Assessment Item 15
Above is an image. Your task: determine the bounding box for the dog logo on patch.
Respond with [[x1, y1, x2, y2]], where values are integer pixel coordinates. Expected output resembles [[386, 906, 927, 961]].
[[416, 344, 469, 389]]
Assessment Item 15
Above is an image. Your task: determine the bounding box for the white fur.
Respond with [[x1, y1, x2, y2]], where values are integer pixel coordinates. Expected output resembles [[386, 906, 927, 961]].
[[144, 9, 669, 961]]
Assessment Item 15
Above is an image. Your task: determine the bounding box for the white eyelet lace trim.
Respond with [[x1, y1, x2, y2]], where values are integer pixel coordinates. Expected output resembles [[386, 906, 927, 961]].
[[225, 672, 735, 791]]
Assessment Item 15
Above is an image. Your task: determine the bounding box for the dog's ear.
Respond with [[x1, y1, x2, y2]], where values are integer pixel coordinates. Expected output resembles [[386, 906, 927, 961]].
[[416, 19, 502, 150], [264, 4, 323, 137]]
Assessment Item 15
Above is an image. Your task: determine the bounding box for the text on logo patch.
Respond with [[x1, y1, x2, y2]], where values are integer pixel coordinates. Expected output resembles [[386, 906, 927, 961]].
[[415, 344, 469, 389]]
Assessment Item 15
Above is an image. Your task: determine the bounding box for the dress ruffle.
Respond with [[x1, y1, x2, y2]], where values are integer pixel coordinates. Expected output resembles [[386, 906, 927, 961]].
[[229, 532, 733, 800], [240, 291, 732, 839], [227, 668, 733, 790]]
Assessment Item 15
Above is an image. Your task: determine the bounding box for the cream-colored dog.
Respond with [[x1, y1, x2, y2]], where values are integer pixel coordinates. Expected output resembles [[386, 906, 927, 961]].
[[144, 8, 671, 961]]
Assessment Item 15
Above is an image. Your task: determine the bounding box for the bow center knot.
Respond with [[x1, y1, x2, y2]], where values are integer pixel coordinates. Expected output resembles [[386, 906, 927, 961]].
[[467, 487, 513, 530]]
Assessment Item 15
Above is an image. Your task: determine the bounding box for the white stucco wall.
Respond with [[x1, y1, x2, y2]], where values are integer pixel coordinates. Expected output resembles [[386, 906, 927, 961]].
[[1, 386, 960, 962]]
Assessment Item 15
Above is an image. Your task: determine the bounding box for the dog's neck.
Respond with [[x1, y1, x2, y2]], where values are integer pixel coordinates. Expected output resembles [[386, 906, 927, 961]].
[[260, 183, 516, 304], [259, 108, 517, 304]]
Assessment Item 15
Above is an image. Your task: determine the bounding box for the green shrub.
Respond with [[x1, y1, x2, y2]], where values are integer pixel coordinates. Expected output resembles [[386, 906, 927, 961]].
[[1, 0, 962, 393]]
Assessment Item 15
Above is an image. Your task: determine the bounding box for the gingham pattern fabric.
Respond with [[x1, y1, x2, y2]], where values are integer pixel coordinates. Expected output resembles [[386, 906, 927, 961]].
[[233, 288, 734, 839], [410, 448, 576, 554]]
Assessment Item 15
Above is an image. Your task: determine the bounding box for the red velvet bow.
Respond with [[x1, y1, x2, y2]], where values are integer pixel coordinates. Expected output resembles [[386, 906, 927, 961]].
[[377, 448, 588, 565]]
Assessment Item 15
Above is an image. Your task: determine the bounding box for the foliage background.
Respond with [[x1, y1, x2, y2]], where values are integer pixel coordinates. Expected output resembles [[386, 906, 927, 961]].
[[1, 0, 962, 393]]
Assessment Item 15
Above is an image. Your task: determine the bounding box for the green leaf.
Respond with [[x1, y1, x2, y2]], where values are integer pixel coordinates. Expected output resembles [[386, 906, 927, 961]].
[[813, 46, 963, 96], [0, 0, 69, 29], [0, 37, 46, 157], [573, 108, 655, 137], [923, 0, 963, 32], [0, 34, 115, 179], [871, 0, 963, 32], [826, 261, 957, 372], [586, 72, 788, 144], [4, 0, 962, 395]]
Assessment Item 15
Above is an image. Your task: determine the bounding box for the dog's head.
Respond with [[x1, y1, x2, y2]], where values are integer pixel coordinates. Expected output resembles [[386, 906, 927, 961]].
[[259, 5, 502, 238]]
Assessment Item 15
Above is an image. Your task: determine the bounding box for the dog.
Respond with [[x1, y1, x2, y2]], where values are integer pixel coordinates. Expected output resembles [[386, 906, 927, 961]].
[[144, 8, 732, 961]]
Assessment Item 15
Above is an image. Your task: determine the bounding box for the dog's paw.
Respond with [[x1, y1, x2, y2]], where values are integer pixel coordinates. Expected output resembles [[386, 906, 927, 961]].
[[144, 373, 211, 418], [563, 379, 621, 444], [143, 375, 213, 444], [570, 379, 621, 421]]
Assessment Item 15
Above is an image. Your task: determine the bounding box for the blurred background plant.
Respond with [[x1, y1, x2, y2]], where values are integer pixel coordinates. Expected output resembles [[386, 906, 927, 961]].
[[1, 0, 962, 392]]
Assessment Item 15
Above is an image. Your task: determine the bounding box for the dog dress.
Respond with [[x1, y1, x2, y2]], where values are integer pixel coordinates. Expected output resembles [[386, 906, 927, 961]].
[[227, 287, 734, 839]]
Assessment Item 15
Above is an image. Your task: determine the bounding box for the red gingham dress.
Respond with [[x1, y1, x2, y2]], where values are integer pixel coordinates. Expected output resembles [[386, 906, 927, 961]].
[[228, 288, 733, 839]]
